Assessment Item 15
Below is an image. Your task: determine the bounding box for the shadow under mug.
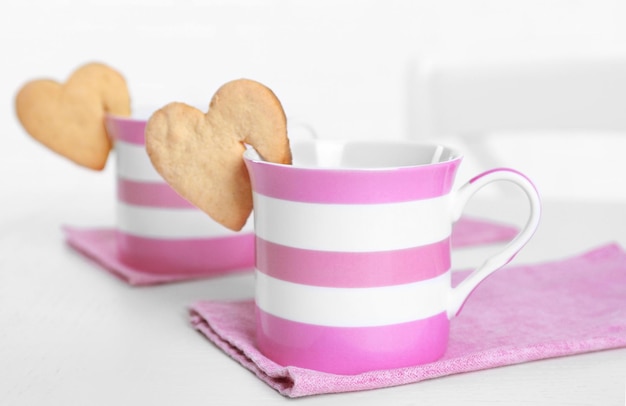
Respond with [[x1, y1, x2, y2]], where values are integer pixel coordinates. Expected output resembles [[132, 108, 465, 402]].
[[244, 140, 541, 375], [104, 114, 254, 275]]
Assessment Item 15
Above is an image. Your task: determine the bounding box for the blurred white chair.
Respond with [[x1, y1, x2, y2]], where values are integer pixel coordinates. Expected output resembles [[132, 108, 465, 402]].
[[408, 55, 626, 201]]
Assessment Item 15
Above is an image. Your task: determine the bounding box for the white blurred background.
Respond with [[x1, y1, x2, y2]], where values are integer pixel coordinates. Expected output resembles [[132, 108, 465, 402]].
[[2, 0, 626, 212]]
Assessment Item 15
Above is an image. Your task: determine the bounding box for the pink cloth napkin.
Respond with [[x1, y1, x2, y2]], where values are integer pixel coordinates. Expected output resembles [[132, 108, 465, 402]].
[[189, 243, 626, 398], [63, 216, 517, 286], [62, 226, 249, 285]]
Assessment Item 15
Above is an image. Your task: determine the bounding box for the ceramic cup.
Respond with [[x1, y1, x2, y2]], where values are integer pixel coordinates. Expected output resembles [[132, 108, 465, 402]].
[[244, 140, 541, 375], [105, 114, 255, 275]]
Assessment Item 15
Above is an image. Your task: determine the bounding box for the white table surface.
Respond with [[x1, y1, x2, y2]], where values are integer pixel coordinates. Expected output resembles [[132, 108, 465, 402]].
[[1, 156, 626, 405]]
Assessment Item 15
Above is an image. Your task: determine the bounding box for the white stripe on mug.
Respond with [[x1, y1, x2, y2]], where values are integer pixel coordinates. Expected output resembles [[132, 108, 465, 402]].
[[255, 270, 450, 327], [252, 192, 452, 252], [115, 140, 163, 182], [116, 202, 252, 239]]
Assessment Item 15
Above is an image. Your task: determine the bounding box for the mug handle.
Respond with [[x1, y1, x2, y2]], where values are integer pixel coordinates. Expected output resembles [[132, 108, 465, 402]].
[[447, 168, 542, 318]]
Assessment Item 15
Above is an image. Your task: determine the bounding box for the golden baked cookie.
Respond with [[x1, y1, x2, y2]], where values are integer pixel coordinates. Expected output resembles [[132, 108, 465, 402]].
[[145, 79, 291, 231], [15, 62, 131, 170]]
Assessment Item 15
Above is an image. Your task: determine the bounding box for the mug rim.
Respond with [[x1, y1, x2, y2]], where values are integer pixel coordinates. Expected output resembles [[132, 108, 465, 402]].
[[243, 139, 464, 171], [105, 110, 154, 123]]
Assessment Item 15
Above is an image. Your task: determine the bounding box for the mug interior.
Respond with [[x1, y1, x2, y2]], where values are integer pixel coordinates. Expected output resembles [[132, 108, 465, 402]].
[[245, 140, 461, 169]]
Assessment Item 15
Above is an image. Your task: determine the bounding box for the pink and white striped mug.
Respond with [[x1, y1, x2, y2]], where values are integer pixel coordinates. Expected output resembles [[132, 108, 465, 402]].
[[105, 113, 255, 276], [244, 140, 541, 374]]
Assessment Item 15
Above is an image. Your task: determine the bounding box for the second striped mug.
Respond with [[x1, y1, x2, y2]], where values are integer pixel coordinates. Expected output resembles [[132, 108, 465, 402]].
[[105, 113, 254, 276], [244, 140, 541, 374]]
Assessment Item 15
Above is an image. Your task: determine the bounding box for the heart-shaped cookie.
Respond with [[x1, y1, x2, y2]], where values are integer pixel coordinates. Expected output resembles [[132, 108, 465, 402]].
[[145, 79, 291, 231], [15, 62, 131, 170]]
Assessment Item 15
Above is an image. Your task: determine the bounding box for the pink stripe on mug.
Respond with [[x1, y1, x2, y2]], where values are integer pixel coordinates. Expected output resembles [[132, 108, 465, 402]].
[[247, 141, 459, 204], [255, 237, 450, 288], [105, 114, 254, 276], [105, 115, 146, 145], [115, 232, 254, 275], [117, 179, 196, 208], [244, 140, 541, 374], [256, 306, 450, 375]]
